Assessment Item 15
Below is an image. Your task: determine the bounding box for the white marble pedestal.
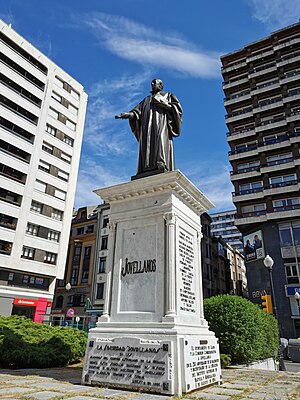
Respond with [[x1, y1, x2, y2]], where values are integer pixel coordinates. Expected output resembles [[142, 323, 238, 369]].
[[82, 170, 221, 396]]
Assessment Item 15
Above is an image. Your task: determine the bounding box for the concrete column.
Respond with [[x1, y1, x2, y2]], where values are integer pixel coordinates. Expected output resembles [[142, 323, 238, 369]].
[[164, 212, 177, 317]]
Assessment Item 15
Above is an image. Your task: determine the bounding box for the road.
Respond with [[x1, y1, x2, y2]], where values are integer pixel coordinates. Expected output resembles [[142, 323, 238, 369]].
[[284, 360, 300, 373]]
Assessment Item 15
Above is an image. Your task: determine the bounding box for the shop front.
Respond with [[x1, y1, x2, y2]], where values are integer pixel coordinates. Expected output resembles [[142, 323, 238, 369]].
[[12, 297, 52, 323]]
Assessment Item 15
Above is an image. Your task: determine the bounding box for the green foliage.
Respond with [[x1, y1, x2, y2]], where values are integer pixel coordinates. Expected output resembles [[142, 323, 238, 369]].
[[220, 353, 231, 368], [204, 295, 279, 364], [0, 315, 87, 369]]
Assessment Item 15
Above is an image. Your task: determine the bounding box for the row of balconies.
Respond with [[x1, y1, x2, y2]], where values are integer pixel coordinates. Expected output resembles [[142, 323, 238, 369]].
[[232, 179, 299, 199], [235, 203, 300, 221]]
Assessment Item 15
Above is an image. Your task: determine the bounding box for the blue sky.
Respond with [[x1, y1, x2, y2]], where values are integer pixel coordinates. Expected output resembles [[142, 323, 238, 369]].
[[1, 0, 300, 212]]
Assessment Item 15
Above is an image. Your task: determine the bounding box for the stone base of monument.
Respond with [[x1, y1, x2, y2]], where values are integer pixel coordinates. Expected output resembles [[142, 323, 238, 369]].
[[82, 170, 221, 396]]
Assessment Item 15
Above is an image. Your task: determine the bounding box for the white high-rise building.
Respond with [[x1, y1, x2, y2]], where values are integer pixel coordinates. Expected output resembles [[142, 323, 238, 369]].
[[0, 20, 87, 321]]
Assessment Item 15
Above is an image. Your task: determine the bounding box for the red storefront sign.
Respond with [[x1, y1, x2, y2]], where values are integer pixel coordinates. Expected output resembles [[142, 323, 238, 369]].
[[14, 298, 38, 307]]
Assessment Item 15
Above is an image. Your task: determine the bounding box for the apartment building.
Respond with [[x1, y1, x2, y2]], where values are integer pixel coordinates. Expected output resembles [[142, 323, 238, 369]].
[[51, 204, 109, 329], [222, 21, 300, 337], [0, 20, 87, 322], [210, 210, 243, 252]]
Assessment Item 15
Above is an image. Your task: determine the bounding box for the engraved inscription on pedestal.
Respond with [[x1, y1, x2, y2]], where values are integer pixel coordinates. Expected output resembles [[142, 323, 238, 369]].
[[85, 337, 173, 394], [183, 337, 221, 392], [178, 228, 196, 313]]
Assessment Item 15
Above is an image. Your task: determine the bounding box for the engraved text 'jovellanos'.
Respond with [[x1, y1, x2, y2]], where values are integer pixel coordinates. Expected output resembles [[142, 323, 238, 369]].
[[121, 258, 156, 277]]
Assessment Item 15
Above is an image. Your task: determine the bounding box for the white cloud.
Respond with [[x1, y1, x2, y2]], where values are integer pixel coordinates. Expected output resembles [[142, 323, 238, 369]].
[[185, 161, 234, 213], [84, 72, 152, 157], [83, 13, 220, 78], [246, 0, 300, 28]]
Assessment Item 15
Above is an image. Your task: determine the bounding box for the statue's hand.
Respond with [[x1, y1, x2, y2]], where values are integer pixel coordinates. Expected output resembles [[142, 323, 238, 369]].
[[115, 112, 132, 119]]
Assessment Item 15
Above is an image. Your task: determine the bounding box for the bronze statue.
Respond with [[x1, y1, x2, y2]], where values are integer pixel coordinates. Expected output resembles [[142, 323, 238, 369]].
[[115, 79, 182, 178]]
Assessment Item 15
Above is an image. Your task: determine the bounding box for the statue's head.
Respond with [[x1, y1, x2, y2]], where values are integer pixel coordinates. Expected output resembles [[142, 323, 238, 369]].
[[151, 79, 164, 93]]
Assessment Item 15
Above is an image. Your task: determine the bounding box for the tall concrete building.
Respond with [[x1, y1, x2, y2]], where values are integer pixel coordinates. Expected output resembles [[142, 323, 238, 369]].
[[222, 21, 300, 337], [210, 209, 243, 252], [0, 20, 87, 321]]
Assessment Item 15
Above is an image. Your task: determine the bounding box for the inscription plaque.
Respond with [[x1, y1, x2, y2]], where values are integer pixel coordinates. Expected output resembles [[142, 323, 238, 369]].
[[178, 229, 196, 313], [183, 337, 221, 392], [85, 337, 173, 394]]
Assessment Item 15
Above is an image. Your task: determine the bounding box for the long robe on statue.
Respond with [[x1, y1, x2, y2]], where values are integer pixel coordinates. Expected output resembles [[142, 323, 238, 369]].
[[129, 91, 183, 175]]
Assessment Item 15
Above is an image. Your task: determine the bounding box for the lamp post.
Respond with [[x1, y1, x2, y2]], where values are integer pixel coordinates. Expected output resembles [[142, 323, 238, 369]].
[[295, 291, 300, 315], [263, 255, 286, 371], [65, 282, 71, 291]]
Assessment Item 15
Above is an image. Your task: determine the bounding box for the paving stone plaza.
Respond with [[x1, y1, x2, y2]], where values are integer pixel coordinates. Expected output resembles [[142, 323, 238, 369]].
[[0, 367, 299, 400]]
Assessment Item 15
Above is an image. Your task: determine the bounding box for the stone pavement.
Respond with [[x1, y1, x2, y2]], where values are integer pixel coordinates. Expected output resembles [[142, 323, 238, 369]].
[[0, 366, 299, 400]]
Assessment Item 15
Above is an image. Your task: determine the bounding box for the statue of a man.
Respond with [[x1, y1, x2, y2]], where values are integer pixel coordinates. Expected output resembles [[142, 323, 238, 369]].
[[115, 79, 183, 177]]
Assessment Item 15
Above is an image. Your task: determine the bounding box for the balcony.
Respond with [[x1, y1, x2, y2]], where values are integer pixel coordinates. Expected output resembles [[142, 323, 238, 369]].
[[253, 98, 283, 114], [228, 146, 258, 161], [225, 108, 253, 123], [222, 77, 248, 90], [255, 116, 286, 132], [235, 210, 267, 225], [251, 80, 280, 95], [280, 244, 300, 258], [277, 52, 300, 67], [280, 69, 300, 85], [224, 91, 251, 106], [232, 187, 264, 201], [227, 126, 255, 141], [246, 49, 274, 63], [221, 61, 247, 73], [230, 167, 261, 181], [248, 64, 277, 79], [261, 156, 295, 172], [274, 37, 300, 50], [284, 89, 300, 104], [0, 188, 22, 207], [264, 180, 299, 196]]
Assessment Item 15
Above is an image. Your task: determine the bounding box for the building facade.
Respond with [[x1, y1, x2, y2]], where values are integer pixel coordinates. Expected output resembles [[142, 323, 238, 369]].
[[0, 20, 87, 322], [51, 204, 109, 329], [210, 210, 243, 252], [222, 21, 300, 337]]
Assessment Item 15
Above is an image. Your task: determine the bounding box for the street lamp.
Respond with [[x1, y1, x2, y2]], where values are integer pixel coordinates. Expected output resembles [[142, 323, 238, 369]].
[[65, 282, 71, 291], [295, 292, 300, 315], [263, 255, 286, 371]]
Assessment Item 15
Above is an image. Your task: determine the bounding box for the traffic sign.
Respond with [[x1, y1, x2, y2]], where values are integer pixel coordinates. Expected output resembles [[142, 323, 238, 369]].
[[75, 316, 80, 322], [66, 308, 75, 317]]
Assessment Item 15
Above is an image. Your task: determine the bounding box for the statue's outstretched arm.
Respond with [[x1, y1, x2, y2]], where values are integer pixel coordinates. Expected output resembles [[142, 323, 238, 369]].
[[115, 112, 134, 119]]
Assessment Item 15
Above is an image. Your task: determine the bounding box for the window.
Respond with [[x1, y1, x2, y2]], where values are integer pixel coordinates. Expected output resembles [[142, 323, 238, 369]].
[[21, 246, 35, 259], [57, 170, 69, 182], [81, 246, 91, 283], [77, 227, 84, 235], [44, 252, 57, 264], [51, 208, 63, 221], [86, 225, 94, 233], [61, 152, 71, 163], [35, 180, 46, 193], [99, 257, 106, 273], [26, 223, 38, 236], [266, 152, 292, 166], [46, 124, 56, 136], [241, 203, 266, 213], [101, 236, 108, 250], [269, 174, 296, 185], [38, 160, 50, 173], [285, 264, 299, 284], [47, 230, 60, 242], [51, 91, 62, 103], [273, 198, 300, 211], [67, 294, 86, 307], [71, 243, 82, 285], [31, 201, 42, 213], [54, 189, 66, 201], [239, 181, 263, 193], [42, 142, 53, 154], [103, 218, 109, 228], [68, 104, 78, 116], [49, 107, 59, 119], [63, 134, 74, 146], [96, 283, 105, 300], [66, 119, 76, 131], [55, 296, 63, 308], [237, 160, 260, 172]]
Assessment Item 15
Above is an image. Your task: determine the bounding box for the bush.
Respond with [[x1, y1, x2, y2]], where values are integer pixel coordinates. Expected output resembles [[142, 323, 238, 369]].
[[204, 295, 279, 364], [0, 315, 87, 369], [220, 354, 231, 368]]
